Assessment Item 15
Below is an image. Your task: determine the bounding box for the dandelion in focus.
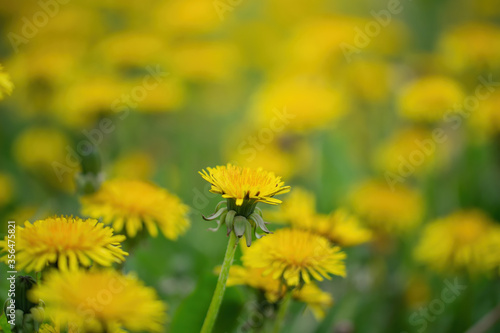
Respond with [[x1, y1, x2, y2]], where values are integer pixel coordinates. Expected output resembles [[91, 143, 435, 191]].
[[199, 164, 290, 333], [0, 216, 127, 272]]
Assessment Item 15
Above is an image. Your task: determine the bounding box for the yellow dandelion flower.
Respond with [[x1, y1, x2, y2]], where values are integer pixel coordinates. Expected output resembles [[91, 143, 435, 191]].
[[0, 216, 127, 272], [398, 76, 464, 122], [30, 269, 167, 333], [243, 228, 346, 286], [319, 210, 373, 247], [109, 152, 156, 180], [439, 23, 500, 73], [272, 187, 316, 224], [276, 188, 372, 247], [374, 127, 450, 176], [349, 180, 425, 234], [0, 65, 14, 100], [170, 41, 241, 82], [470, 91, 500, 136], [345, 59, 392, 103], [199, 164, 290, 207], [81, 179, 190, 239], [228, 142, 295, 180], [252, 76, 348, 133], [415, 210, 500, 274], [226, 266, 333, 319]]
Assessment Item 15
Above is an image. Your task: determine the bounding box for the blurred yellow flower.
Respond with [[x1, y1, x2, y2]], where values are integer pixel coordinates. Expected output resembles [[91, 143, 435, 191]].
[[276, 188, 372, 247], [109, 152, 156, 180], [30, 269, 167, 333], [415, 210, 500, 274], [398, 76, 465, 122], [153, 0, 221, 36], [98, 32, 167, 69], [13, 127, 76, 192], [170, 41, 241, 82], [0, 216, 127, 272], [199, 164, 291, 207], [375, 127, 449, 176], [243, 228, 346, 286], [227, 266, 333, 319], [81, 179, 189, 239], [320, 210, 373, 247], [470, 91, 500, 136], [349, 180, 425, 234], [229, 143, 295, 180], [345, 59, 392, 103], [0, 65, 14, 100], [439, 23, 500, 73], [252, 76, 348, 132], [55, 76, 125, 128]]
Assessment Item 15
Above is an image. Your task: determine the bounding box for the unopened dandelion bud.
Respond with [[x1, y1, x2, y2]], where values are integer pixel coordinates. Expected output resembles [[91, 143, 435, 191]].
[[15, 276, 37, 313]]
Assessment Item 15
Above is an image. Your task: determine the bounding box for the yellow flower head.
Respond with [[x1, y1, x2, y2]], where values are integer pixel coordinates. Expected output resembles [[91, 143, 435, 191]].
[[0, 65, 14, 100], [398, 76, 464, 122], [415, 210, 500, 274], [320, 210, 373, 247], [349, 180, 424, 234], [242, 228, 346, 286], [0, 216, 127, 272], [199, 164, 291, 207], [470, 91, 500, 136], [439, 23, 500, 73], [252, 76, 348, 133], [30, 269, 167, 333], [375, 127, 449, 176], [275, 188, 372, 247], [226, 266, 333, 319], [81, 179, 190, 239]]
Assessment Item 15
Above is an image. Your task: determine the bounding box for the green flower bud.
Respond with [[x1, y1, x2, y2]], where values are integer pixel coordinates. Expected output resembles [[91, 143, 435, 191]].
[[15, 276, 37, 314]]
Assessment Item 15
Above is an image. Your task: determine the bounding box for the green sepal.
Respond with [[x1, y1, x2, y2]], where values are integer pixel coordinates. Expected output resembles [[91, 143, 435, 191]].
[[203, 207, 227, 221], [233, 216, 247, 238], [225, 210, 237, 236]]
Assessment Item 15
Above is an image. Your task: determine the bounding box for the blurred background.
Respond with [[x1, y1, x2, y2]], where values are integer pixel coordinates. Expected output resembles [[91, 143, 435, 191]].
[[1, 0, 500, 332]]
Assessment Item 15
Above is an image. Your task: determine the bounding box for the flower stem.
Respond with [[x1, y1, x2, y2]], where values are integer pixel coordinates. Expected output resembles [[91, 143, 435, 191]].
[[201, 232, 239, 333], [272, 290, 293, 333]]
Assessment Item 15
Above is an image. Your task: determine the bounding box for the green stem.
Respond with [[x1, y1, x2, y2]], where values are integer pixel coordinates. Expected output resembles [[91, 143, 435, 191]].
[[201, 232, 239, 333], [272, 290, 293, 333]]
